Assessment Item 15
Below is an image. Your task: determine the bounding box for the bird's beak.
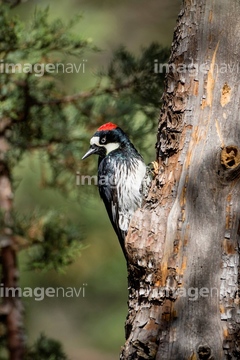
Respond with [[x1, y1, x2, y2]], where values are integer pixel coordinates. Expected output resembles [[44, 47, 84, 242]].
[[82, 144, 100, 160]]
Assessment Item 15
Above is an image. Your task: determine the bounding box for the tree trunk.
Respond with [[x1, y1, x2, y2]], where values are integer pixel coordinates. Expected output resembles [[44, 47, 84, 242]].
[[121, 0, 240, 359], [0, 119, 25, 360]]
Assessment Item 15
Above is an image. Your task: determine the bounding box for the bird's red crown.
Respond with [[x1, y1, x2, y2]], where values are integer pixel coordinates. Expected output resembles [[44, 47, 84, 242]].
[[97, 122, 118, 131]]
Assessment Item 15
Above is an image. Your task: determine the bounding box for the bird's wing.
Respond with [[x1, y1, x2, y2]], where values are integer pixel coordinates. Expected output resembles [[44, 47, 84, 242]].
[[98, 156, 147, 259], [98, 177, 127, 256]]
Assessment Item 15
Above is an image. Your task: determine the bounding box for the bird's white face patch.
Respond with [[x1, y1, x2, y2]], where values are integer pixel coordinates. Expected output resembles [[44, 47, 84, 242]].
[[90, 136, 101, 146], [90, 136, 120, 155]]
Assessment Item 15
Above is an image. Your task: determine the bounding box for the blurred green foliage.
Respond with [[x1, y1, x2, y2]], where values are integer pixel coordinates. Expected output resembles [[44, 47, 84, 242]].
[[13, 209, 85, 271], [0, 0, 180, 358], [25, 334, 68, 360]]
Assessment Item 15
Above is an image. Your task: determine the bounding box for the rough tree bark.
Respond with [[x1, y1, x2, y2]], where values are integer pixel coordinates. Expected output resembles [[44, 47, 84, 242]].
[[0, 119, 25, 359], [121, 0, 240, 359]]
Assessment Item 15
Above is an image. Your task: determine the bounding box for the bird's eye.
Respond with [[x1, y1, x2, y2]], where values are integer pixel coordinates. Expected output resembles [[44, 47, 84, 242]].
[[101, 137, 107, 144]]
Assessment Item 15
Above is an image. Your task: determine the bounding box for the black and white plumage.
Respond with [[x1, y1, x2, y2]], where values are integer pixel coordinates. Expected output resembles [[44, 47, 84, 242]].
[[82, 122, 150, 258]]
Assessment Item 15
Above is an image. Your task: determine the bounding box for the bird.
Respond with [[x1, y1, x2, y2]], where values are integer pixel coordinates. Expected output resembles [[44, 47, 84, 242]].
[[82, 122, 151, 259]]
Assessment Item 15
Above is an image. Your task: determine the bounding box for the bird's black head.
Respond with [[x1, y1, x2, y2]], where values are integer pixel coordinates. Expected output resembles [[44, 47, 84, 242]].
[[82, 122, 129, 160]]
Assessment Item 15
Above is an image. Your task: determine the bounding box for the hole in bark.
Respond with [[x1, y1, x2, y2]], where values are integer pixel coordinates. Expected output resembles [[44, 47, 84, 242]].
[[227, 159, 235, 167], [221, 145, 240, 170], [226, 146, 237, 156], [197, 345, 211, 359]]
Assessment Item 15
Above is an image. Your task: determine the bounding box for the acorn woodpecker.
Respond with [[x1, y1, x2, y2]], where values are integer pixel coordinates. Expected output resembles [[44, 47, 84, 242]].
[[82, 122, 151, 259]]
